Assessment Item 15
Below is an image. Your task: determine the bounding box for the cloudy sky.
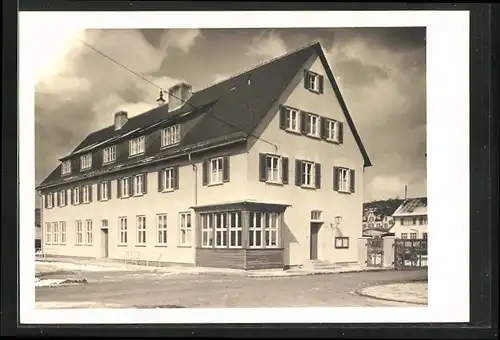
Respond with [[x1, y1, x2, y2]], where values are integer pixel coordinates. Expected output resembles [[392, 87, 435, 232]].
[[34, 27, 426, 202]]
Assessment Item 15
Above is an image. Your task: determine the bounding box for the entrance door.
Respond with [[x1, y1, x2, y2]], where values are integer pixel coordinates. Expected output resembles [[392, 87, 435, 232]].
[[310, 224, 319, 260], [101, 229, 109, 258]]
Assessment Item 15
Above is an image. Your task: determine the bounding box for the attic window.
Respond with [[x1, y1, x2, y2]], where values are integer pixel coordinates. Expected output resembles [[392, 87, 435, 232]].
[[304, 70, 324, 94], [161, 125, 180, 147], [80, 153, 92, 170], [129, 136, 145, 157], [61, 160, 71, 175]]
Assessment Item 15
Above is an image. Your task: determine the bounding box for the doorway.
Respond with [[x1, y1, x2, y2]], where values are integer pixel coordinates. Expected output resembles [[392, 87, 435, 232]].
[[310, 224, 320, 260]]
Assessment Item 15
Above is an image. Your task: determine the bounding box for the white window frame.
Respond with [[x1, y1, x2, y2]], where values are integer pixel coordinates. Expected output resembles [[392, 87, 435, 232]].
[[103, 145, 116, 164], [59, 190, 66, 207], [326, 119, 340, 142], [264, 212, 279, 248], [60, 221, 67, 245], [285, 107, 299, 132], [129, 135, 145, 156], [334, 236, 349, 249], [119, 217, 128, 245], [75, 220, 83, 245], [410, 232, 417, 240], [45, 222, 51, 244], [401, 233, 408, 240], [338, 168, 350, 193], [307, 71, 320, 92], [136, 215, 146, 245], [46, 193, 53, 208], [121, 177, 130, 198], [80, 153, 92, 170], [161, 124, 181, 147], [228, 212, 242, 248], [85, 219, 93, 245], [163, 167, 175, 191], [82, 185, 91, 203], [61, 160, 71, 175], [133, 174, 144, 196], [73, 187, 80, 205], [311, 210, 323, 222], [179, 212, 192, 246], [52, 222, 59, 244], [201, 214, 213, 248], [266, 155, 281, 183], [157, 214, 168, 245], [100, 181, 109, 201], [307, 114, 320, 137], [301, 161, 315, 187], [210, 157, 223, 184], [249, 212, 264, 248], [214, 213, 227, 248]]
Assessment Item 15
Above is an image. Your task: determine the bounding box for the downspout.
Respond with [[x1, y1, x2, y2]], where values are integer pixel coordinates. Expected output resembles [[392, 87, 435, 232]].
[[188, 152, 198, 266]]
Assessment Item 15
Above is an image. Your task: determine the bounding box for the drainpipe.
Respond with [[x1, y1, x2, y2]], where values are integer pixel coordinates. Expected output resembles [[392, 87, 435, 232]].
[[188, 153, 197, 206]]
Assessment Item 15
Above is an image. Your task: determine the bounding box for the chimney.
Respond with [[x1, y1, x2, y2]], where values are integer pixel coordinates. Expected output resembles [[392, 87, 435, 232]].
[[156, 89, 166, 107], [168, 82, 192, 111], [114, 111, 128, 131]]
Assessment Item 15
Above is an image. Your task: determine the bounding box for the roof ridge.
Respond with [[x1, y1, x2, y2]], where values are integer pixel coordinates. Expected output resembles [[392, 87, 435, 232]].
[[194, 41, 320, 93]]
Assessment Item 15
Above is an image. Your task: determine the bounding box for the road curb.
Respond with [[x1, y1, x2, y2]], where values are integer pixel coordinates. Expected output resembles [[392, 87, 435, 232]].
[[247, 267, 394, 278], [355, 281, 428, 305]]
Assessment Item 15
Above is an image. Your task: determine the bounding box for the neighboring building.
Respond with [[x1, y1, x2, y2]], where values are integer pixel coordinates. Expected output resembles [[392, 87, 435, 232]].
[[36, 42, 372, 270], [391, 197, 428, 240], [35, 208, 41, 250], [362, 198, 403, 236]]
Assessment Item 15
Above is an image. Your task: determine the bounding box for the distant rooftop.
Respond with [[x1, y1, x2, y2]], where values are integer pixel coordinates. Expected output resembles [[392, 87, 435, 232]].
[[392, 197, 427, 217]]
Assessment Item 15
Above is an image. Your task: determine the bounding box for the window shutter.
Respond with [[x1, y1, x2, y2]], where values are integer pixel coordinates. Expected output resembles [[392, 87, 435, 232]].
[[69, 190, 73, 205], [338, 122, 344, 144], [279, 106, 286, 130], [299, 111, 307, 134], [107, 181, 112, 199], [158, 171, 163, 192], [303, 70, 309, 89], [282, 157, 289, 184], [44, 194, 48, 208], [295, 160, 302, 186], [89, 185, 93, 202], [66, 190, 69, 205], [333, 167, 340, 191], [259, 153, 267, 182], [222, 156, 230, 182], [117, 178, 122, 198], [349, 169, 356, 193], [320, 117, 326, 139], [97, 183, 101, 201], [315, 163, 321, 189], [202, 161, 209, 186], [174, 166, 180, 189], [128, 177, 133, 196], [79, 186, 83, 203], [142, 173, 148, 194], [318, 75, 324, 94]]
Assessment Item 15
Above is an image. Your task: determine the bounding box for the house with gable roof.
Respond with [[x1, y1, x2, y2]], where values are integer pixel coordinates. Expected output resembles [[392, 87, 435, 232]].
[[391, 197, 428, 240], [36, 42, 372, 270]]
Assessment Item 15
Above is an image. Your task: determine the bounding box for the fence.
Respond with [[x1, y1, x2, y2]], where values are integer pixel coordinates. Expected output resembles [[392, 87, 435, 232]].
[[393, 238, 428, 270]]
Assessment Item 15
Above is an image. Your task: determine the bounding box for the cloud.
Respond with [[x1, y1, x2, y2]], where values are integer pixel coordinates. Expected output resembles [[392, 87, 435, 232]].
[[246, 30, 288, 60], [369, 175, 408, 199], [159, 29, 202, 53]]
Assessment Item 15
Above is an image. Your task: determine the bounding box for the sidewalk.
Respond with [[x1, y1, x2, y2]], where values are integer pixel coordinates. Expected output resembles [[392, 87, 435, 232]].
[[246, 265, 393, 278], [356, 281, 428, 305]]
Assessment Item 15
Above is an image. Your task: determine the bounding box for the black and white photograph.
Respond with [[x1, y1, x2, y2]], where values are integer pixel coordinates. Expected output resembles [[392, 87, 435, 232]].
[[18, 10, 470, 324]]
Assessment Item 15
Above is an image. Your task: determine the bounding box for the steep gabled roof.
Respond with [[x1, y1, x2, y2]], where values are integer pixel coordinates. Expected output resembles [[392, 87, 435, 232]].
[[38, 42, 371, 190], [392, 197, 428, 217]]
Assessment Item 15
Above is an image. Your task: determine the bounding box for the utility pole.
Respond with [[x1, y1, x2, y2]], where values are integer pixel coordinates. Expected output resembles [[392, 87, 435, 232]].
[[405, 185, 408, 199]]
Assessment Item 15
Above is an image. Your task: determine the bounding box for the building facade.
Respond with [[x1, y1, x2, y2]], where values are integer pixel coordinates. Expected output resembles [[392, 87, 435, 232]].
[[37, 42, 372, 270], [391, 197, 428, 240]]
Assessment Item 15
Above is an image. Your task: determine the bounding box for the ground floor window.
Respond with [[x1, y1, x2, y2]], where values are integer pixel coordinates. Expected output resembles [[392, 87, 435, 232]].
[[249, 212, 279, 248], [410, 232, 417, 240], [75, 220, 83, 245], [45, 222, 51, 244], [179, 212, 192, 246], [400, 233, 408, 239], [52, 222, 59, 244], [119, 217, 127, 244], [157, 214, 167, 245], [137, 215, 146, 244], [85, 220, 93, 245], [60, 221, 67, 244], [200, 211, 242, 248]]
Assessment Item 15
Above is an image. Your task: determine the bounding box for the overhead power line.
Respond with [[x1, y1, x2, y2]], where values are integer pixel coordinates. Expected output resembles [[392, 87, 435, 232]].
[[76, 38, 278, 151]]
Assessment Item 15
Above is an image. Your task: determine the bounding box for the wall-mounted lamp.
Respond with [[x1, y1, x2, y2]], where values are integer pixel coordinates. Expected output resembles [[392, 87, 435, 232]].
[[334, 216, 343, 226]]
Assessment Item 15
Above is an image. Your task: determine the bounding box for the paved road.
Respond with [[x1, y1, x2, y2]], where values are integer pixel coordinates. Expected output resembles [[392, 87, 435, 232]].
[[36, 268, 427, 308]]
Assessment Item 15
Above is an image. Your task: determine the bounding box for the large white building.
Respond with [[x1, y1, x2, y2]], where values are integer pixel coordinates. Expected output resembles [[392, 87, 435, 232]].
[[391, 197, 428, 240]]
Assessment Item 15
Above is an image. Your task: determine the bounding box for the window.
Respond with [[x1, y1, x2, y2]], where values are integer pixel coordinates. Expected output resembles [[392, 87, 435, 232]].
[[307, 114, 320, 137], [82, 185, 91, 203], [228, 212, 242, 248], [334, 237, 349, 249], [46, 193, 53, 208], [60, 221, 67, 244], [179, 212, 192, 246], [52, 222, 59, 244], [120, 177, 131, 198], [410, 232, 417, 240], [419, 216, 428, 225], [210, 157, 223, 184], [334, 167, 355, 193], [45, 222, 51, 244], [129, 136, 145, 156], [264, 212, 279, 248], [80, 153, 92, 170], [304, 70, 323, 93], [311, 210, 322, 221], [423, 232, 428, 240], [119, 217, 128, 244], [412, 217, 417, 225], [59, 190, 66, 207], [259, 154, 288, 184], [61, 160, 71, 175], [161, 124, 180, 147], [401, 233, 408, 239], [266, 155, 281, 183], [214, 213, 228, 248], [157, 214, 168, 245], [103, 145, 116, 164], [73, 187, 80, 205], [99, 181, 110, 201], [85, 220, 93, 245], [249, 212, 263, 248], [133, 174, 147, 195], [75, 220, 83, 245], [326, 119, 340, 142], [338, 168, 350, 192], [301, 161, 315, 187], [201, 214, 214, 248], [284, 107, 299, 132], [136, 216, 146, 245], [162, 167, 176, 191]]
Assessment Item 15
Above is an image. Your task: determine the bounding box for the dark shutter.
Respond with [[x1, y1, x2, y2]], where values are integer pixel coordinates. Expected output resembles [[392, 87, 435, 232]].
[[333, 167, 340, 191], [89, 185, 93, 202], [97, 183, 101, 201], [65, 189, 69, 205], [303, 69, 309, 89], [315, 163, 321, 189], [222, 156, 230, 182], [79, 185, 83, 203], [338, 122, 344, 144], [70, 189, 73, 205], [318, 75, 324, 94], [259, 153, 267, 182], [158, 171, 163, 192], [202, 161, 209, 186], [128, 177, 133, 196], [44, 194, 48, 208], [299, 111, 307, 134], [306, 113, 311, 134], [349, 169, 355, 193], [295, 160, 302, 186], [117, 178, 122, 198], [107, 181, 112, 199], [279, 106, 286, 130], [142, 173, 148, 194], [174, 166, 180, 189], [282, 157, 289, 184], [320, 117, 326, 139]]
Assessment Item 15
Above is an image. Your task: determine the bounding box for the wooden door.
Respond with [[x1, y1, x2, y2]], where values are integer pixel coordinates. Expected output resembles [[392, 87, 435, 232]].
[[310, 224, 319, 260]]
